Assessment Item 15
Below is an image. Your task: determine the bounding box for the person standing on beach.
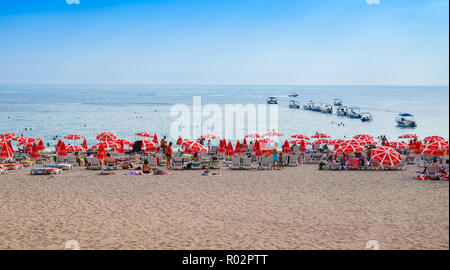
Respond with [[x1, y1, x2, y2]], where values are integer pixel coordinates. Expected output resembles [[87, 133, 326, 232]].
[[271, 148, 279, 170], [166, 142, 173, 169], [161, 136, 167, 151]]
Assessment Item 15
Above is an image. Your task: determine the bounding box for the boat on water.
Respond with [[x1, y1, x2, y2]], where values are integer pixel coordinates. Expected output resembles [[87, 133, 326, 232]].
[[303, 101, 315, 110], [333, 99, 343, 106], [396, 113, 417, 128], [336, 106, 348, 117], [319, 104, 333, 114], [289, 100, 300, 109], [360, 112, 373, 122], [310, 103, 322, 112], [347, 107, 362, 119], [288, 91, 299, 98], [267, 97, 278, 104]]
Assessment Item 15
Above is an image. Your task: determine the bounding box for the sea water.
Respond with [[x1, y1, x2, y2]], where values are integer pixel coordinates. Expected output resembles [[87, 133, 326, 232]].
[[0, 84, 448, 147]]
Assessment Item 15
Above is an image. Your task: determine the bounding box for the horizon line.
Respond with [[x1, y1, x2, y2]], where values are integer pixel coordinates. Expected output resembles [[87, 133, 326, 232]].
[[0, 82, 448, 87]]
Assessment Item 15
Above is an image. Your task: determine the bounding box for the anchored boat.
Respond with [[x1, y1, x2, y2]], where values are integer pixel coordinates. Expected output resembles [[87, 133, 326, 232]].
[[336, 106, 348, 117], [267, 97, 278, 104], [333, 99, 343, 106], [319, 104, 333, 114], [347, 107, 362, 119], [360, 112, 373, 122], [288, 91, 299, 98], [396, 113, 417, 128], [289, 100, 300, 109]]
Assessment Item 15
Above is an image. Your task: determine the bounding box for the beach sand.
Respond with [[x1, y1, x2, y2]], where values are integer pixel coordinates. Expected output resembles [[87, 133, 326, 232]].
[[0, 165, 448, 250]]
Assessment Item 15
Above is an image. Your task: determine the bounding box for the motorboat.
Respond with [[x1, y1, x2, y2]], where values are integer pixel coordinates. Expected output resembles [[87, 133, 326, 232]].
[[288, 91, 299, 98], [347, 107, 362, 119], [289, 100, 300, 109], [319, 104, 333, 114], [396, 113, 417, 128], [336, 106, 348, 117], [303, 101, 314, 110], [360, 112, 373, 122], [310, 103, 322, 112], [333, 99, 343, 106], [267, 97, 278, 104]]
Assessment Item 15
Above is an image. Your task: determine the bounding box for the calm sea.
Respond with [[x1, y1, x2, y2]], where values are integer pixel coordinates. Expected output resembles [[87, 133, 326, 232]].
[[0, 84, 448, 147]]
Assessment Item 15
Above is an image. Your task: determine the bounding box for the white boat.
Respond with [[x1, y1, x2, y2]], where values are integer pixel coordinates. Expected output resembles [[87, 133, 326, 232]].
[[289, 100, 300, 109], [347, 107, 362, 119], [319, 104, 333, 114], [360, 112, 373, 122], [396, 113, 417, 128], [303, 101, 314, 110], [336, 106, 348, 117], [267, 97, 278, 104], [288, 91, 299, 98], [333, 99, 343, 106]]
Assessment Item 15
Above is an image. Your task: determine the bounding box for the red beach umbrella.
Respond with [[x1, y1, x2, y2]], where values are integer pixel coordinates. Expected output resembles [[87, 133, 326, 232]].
[[282, 140, 291, 154], [115, 139, 125, 154], [259, 138, 274, 144], [386, 142, 408, 149], [57, 142, 68, 157], [30, 143, 41, 159], [335, 144, 365, 154], [235, 141, 242, 154], [92, 141, 119, 150], [311, 133, 331, 139], [408, 140, 416, 150], [362, 140, 378, 146], [135, 132, 154, 138], [245, 133, 262, 139], [299, 141, 308, 153], [398, 134, 417, 139], [25, 143, 33, 153], [290, 139, 311, 145], [96, 143, 107, 160], [371, 146, 402, 167], [199, 134, 220, 139], [38, 140, 45, 151], [64, 134, 85, 140], [0, 142, 14, 158], [11, 136, 25, 142], [424, 136, 444, 143], [142, 140, 158, 153], [353, 134, 373, 141], [264, 132, 283, 137], [424, 141, 448, 151], [291, 134, 310, 140], [66, 145, 84, 152], [82, 139, 88, 150], [176, 136, 183, 145], [96, 132, 117, 142], [186, 142, 208, 153], [0, 132, 15, 140], [226, 142, 235, 157], [218, 140, 226, 153], [153, 134, 158, 144], [340, 139, 363, 146], [242, 138, 248, 149], [313, 139, 331, 145]]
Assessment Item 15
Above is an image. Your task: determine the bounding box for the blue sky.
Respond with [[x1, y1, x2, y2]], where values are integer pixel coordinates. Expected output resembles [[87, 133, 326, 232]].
[[0, 0, 448, 85]]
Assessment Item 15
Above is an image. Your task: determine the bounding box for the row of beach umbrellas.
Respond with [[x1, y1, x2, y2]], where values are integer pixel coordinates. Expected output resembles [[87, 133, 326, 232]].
[[1, 131, 448, 166]]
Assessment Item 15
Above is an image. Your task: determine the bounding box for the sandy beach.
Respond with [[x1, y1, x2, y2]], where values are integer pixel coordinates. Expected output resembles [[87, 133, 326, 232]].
[[0, 165, 448, 250]]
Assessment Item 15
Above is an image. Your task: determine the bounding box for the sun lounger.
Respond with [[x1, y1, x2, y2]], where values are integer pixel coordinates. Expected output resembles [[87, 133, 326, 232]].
[[2, 163, 23, 170], [31, 168, 62, 175], [288, 154, 298, 167], [171, 157, 184, 170], [242, 157, 253, 170], [259, 157, 270, 170], [209, 159, 220, 169], [101, 167, 115, 175], [88, 158, 101, 170], [149, 158, 158, 170], [191, 161, 202, 169], [231, 157, 241, 170], [200, 158, 210, 169], [44, 163, 73, 170]]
